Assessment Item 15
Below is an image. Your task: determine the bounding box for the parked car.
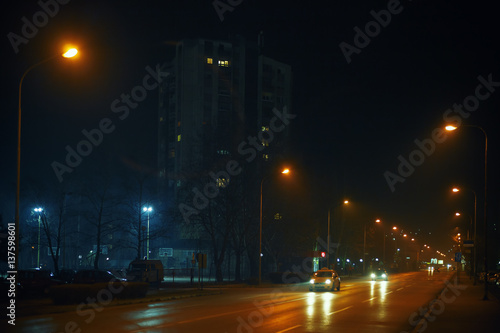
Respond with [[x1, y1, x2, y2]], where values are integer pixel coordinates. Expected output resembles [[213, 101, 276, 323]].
[[17, 269, 64, 296], [370, 268, 389, 281], [73, 269, 127, 284], [309, 268, 341, 291]]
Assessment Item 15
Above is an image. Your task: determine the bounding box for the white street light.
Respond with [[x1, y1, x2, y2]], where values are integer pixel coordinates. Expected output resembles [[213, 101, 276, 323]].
[[34, 207, 43, 268], [143, 206, 153, 259]]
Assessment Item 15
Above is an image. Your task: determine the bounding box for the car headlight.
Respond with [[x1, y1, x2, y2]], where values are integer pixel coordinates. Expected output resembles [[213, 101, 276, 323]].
[[382, 274, 387, 278], [325, 279, 331, 284], [371, 273, 375, 278], [310, 279, 315, 284]]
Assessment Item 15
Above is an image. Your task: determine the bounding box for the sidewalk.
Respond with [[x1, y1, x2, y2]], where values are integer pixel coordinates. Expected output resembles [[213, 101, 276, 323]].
[[410, 272, 500, 332]]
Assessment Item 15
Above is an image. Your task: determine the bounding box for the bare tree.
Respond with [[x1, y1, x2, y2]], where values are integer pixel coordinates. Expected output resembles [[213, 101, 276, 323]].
[[81, 175, 120, 269]]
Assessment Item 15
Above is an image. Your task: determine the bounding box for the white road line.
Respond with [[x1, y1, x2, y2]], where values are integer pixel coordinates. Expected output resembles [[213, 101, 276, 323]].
[[328, 305, 354, 315], [273, 296, 310, 305], [396, 287, 404, 291], [362, 297, 377, 303], [385, 291, 393, 295], [240, 294, 266, 299], [276, 324, 302, 333]]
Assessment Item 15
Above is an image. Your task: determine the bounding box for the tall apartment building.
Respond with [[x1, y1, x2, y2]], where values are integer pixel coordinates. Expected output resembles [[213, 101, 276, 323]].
[[157, 36, 292, 201]]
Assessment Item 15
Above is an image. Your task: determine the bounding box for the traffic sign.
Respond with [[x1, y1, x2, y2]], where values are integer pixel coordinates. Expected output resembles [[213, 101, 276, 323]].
[[454, 252, 461, 262]]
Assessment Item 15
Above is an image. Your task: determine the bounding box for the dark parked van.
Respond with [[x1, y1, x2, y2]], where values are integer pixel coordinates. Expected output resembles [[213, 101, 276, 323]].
[[127, 260, 164, 283]]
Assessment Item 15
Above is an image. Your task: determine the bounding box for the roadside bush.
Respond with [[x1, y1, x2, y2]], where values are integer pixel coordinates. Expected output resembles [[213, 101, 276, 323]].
[[49, 282, 149, 305]]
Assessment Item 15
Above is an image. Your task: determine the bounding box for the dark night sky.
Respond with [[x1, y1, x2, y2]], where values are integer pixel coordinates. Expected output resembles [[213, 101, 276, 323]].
[[1, 0, 499, 255]]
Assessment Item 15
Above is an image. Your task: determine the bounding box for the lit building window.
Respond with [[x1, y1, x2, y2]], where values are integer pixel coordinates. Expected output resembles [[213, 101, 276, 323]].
[[261, 140, 269, 147], [177, 134, 181, 142], [216, 178, 229, 188], [207, 58, 213, 64], [274, 213, 282, 220], [218, 60, 229, 67], [263, 154, 269, 161], [261, 126, 269, 132]]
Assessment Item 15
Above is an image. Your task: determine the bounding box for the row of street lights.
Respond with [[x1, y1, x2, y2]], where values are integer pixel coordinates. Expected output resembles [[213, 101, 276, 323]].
[[15, 50, 488, 300], [446, 125, 488, 300]]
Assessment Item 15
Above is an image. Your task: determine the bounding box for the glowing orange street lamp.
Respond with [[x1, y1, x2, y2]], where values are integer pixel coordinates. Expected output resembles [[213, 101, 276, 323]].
[[63, 48, 78, 58]]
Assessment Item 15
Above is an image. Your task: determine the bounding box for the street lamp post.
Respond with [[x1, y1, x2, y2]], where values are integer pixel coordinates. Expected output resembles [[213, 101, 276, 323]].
[[15, 48, 78, 270], [326, 200, 349, 269], [327, 209, 330, 269], [143, 206, 152, 260], [259, 168, 290, 285], [446, 124, 488, 300], [34, 207, 43, 268], [452, 187, 478, 284], [363, 219, 381, 275]]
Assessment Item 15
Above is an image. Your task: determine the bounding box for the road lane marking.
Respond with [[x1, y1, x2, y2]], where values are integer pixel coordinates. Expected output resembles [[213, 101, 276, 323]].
[[362, 297, 377, 302], [328, 305, 353, 315], [384, 291, 393, 295], [396, 287, 404, 291], [240, 294, 267, 299], [276, 325, 302, 333]]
